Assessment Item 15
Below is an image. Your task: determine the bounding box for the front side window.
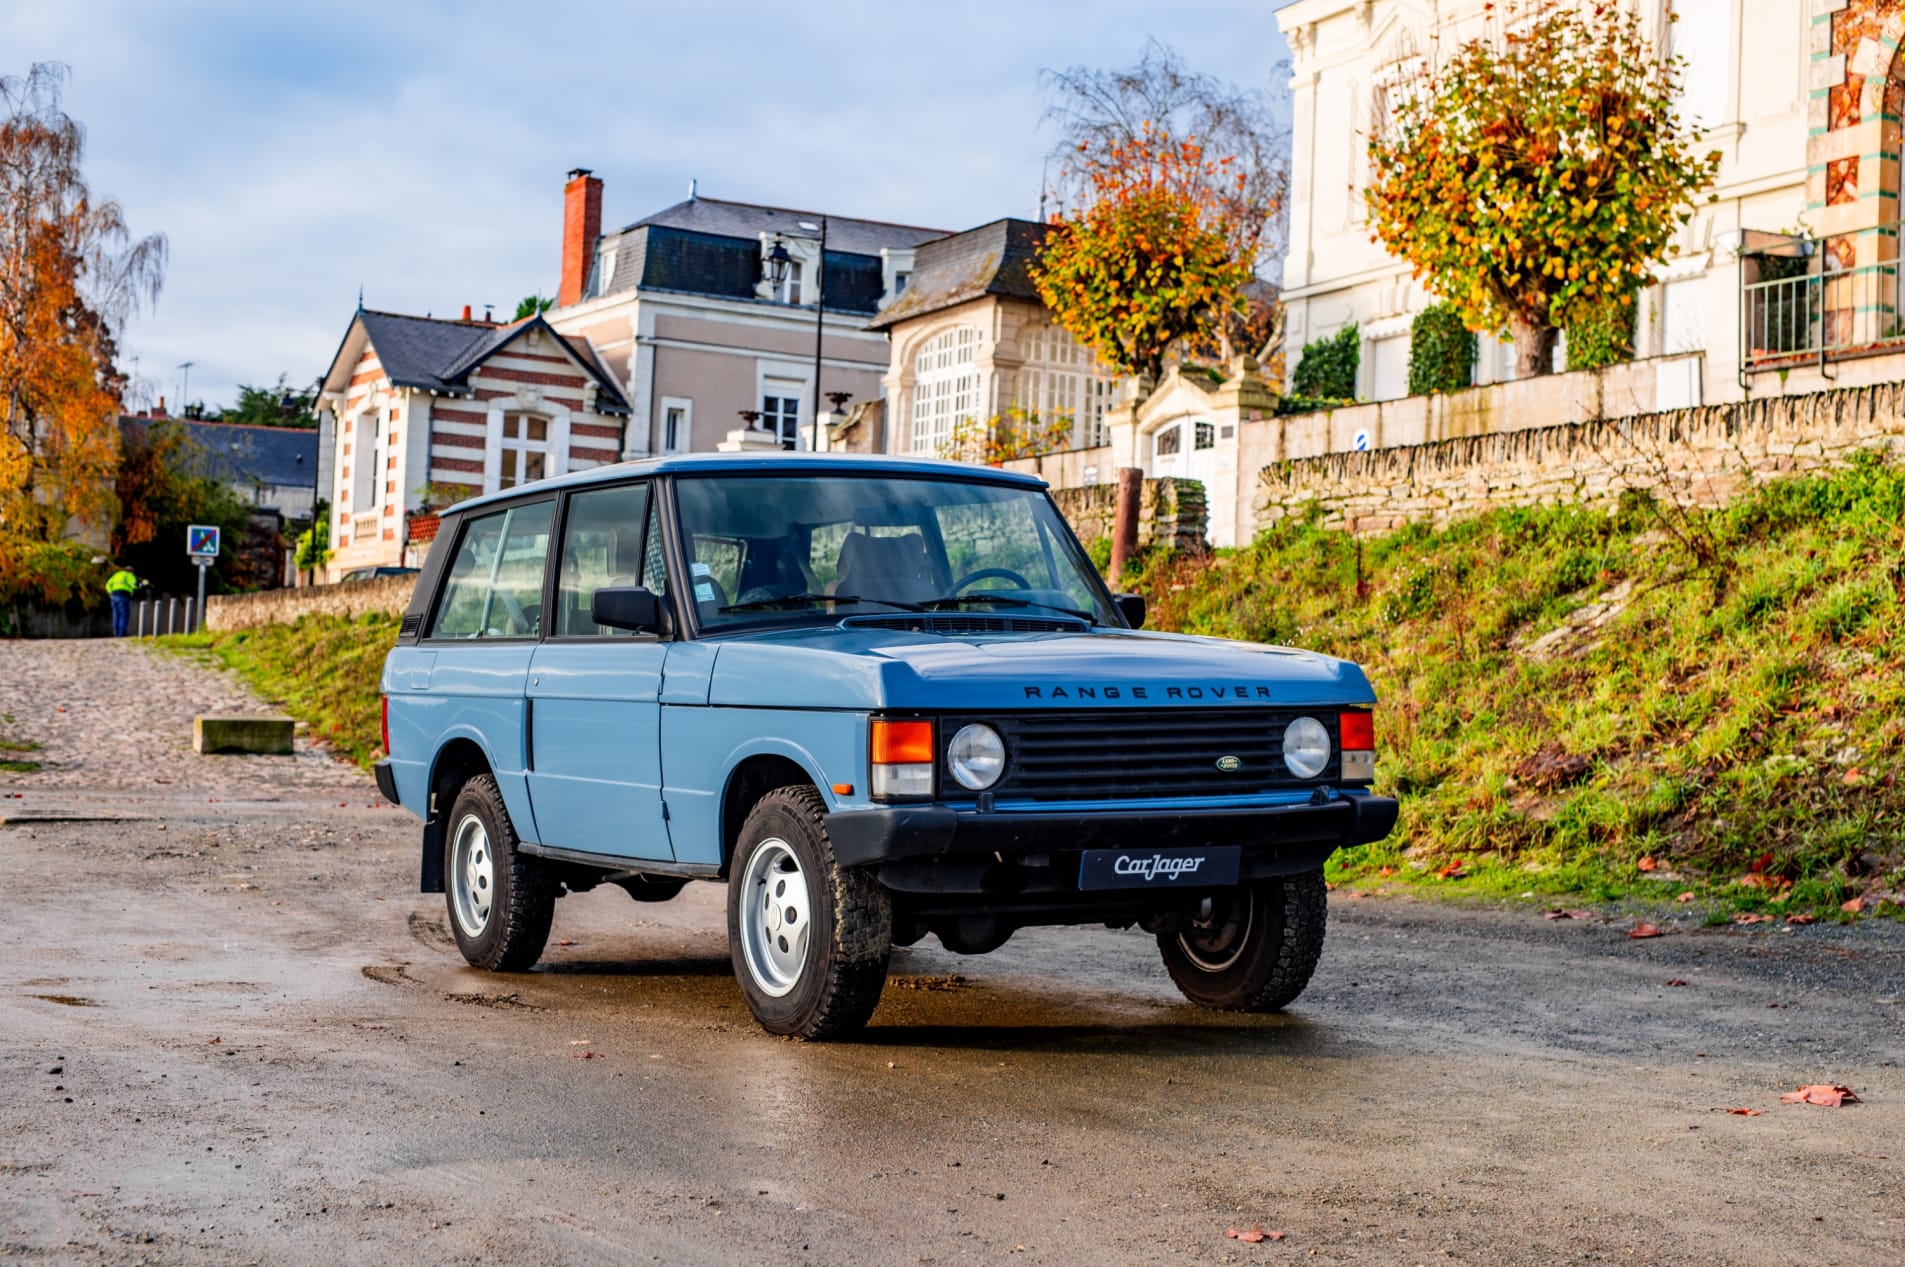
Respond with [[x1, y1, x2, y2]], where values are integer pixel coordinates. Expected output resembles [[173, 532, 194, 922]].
[[428, 500, 553, 639], [500, 413, 549, 489], [554, 482, 651, 637], [673, 474, 1115, 632]]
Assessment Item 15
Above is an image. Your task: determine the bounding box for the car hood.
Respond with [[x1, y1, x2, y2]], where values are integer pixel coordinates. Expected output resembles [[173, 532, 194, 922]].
[[701, 624, 1375, 711]]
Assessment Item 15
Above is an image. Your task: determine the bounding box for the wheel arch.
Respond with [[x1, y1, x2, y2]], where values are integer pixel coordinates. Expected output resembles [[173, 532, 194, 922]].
[[421, 735, 496, 893], [718, 751, 823, 879]]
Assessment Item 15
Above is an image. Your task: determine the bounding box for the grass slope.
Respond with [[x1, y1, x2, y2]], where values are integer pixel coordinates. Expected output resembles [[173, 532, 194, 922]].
[[167, 611, 398, 770], [1130, 452, 1905, 919]]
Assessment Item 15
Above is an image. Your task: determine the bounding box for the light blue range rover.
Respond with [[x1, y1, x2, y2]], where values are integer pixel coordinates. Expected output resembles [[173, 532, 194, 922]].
[[376, 454, 1397, 1039]]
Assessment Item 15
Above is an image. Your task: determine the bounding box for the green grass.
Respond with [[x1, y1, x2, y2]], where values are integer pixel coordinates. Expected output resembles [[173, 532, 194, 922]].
[[0, 716, 42, 773], [1128, 452, 1905, 921], [163, 611, 399, 770]]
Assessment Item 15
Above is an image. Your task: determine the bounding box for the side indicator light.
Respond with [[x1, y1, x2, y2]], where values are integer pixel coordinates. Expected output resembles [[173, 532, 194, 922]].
[[832, 783, 854, 796]]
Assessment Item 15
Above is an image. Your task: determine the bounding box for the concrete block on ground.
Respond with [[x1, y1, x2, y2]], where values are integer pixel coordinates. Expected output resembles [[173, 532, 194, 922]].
[[194, 715, 295, 755]]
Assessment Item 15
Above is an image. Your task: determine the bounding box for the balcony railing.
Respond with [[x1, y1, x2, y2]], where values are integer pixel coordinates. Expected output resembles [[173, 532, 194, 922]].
[[1740, 224, 1905, 378]]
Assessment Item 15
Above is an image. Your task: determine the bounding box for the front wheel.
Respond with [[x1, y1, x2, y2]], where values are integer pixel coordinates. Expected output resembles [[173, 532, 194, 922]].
[[727, 786, 891, 1040], [1157, 872, 1328, 1011]]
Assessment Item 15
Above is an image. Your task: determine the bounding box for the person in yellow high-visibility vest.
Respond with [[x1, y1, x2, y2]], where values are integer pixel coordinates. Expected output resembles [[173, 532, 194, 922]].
[[105, 566, 140, 637]]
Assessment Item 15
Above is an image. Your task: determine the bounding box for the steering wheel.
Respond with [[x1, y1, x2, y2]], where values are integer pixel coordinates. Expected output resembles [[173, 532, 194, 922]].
[[951, 567, 1033, 594]]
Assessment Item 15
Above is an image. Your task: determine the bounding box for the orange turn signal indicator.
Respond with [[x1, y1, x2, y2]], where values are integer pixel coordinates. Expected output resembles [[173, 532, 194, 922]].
[[832, 783, 854, 796], [870, 718, 935, 765]]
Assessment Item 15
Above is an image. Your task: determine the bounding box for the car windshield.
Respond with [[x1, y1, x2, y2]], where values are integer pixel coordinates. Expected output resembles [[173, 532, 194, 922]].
[[672, 473, 1117, 631]]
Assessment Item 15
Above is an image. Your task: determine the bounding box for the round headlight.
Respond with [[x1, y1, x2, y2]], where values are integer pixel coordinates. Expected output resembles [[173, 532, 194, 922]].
[[1282, 716, 1331, 780], [947, 723, 1006, 791]]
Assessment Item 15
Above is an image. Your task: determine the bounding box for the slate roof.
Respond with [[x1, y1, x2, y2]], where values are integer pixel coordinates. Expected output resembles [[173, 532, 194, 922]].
[[119, 418, 318, 492], [585, 196, 949, 315], [865, 218, 1047, 331], [321, 310, 630, 414], [625, 197, 944, 257]]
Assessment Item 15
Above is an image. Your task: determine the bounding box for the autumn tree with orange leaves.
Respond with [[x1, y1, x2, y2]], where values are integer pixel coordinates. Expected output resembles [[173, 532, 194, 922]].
[[0, 62, 164, 600], [1032, 127, 1255, 384], [1365, 4, 1717, 379]]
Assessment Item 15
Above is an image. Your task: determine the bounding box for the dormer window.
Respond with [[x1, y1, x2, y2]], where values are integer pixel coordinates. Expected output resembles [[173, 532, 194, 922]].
[[781, 259, 804, 305], [590, 247, 618, 298]]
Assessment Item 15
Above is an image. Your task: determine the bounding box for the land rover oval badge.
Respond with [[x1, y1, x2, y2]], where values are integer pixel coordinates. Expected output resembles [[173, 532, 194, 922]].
[[1215, 755, 1243, 773]]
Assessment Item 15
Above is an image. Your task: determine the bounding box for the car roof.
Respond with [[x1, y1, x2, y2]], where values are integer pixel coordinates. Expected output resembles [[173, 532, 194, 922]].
[[443, 451, 1051, 518]]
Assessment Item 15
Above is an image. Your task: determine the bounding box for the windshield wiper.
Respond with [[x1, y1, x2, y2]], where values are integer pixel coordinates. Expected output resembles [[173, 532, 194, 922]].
[[920, 594, 1095, 623], [718, 592, 925, 614]]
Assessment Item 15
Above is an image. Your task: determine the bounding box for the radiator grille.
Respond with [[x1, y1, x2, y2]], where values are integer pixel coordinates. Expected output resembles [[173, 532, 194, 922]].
[[943, 708, 1340, 802]]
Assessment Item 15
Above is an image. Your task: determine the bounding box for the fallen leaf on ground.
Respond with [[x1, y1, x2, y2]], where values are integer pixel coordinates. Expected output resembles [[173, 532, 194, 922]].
[[1637, 856, 1658, 872], [1436, 860, 1466, 879], [570, 1050, 605, 1061], [1842, 897, 1867, 914], [1628, 923, 1664, 939], [1378, 866, 1394, 877], [1780, 1084, 1860, 1107], [1725, 1108, 1762, 1116], [1786, 914, 1816, 926], [1676, 892, 1697, 903], [557, 938, 576, 946], [1226, 1225, 1283, 1244], [1750, 851, 1774, 875], [1733, 913, 1774, 925], [1666, 979, 1689, 987]]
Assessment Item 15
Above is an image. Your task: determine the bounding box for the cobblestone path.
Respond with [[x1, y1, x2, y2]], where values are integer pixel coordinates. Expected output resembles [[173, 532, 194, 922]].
[[0, 638, 368, 799]]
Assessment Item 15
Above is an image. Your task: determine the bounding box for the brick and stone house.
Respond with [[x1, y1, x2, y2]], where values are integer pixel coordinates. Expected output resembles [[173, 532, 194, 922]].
[[548, 171, 944, 455], [863, 218, 1119, 457], [311, 308, 630, 577], [1274, 0, 1905, 412]]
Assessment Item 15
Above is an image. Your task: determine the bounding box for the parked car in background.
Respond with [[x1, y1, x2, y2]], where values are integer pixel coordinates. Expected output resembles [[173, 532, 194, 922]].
[[341, 565, 419, 583], [375, 453, 1398, 1039]]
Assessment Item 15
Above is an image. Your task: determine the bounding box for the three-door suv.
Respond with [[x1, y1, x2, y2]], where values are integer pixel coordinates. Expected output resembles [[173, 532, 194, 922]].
[[376, 453, 1397, 1039]]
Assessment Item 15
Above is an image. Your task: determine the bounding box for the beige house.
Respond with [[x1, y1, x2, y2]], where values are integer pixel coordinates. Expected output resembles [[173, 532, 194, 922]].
[[864, 218, 1120, 457], [1275, 0, 1905, 411], [547, 171, 945, 456]]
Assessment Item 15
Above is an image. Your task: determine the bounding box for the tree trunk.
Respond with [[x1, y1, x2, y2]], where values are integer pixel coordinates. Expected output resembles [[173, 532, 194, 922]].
[[1510, 316, 1559, 379]]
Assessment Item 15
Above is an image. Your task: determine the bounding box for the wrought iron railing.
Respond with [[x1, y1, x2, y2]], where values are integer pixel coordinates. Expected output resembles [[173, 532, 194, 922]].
[[1740, 224, 1905, 377]]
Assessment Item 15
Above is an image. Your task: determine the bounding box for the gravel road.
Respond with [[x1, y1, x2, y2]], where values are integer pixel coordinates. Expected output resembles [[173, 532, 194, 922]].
[[1, 640, 1900, 1266]]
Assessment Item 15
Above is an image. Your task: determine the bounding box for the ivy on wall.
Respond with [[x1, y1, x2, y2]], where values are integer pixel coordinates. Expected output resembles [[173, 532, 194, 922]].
[[1407, 304, 1478, 396]]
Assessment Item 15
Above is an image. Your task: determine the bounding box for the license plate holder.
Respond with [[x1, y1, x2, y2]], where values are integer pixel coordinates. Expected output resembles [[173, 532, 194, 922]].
[[1077, 845, 1242, 890]]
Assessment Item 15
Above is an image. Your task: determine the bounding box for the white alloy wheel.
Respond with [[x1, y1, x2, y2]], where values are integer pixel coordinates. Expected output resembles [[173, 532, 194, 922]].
[[737, 837, 812, 997], [450, 812, 496, 939]]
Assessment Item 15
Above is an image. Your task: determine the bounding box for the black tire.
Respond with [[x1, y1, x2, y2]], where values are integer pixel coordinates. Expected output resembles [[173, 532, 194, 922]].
[[443, 774, 556, 972], [1157, 871, 1328, 1011], [727, 786, 891, 1040]]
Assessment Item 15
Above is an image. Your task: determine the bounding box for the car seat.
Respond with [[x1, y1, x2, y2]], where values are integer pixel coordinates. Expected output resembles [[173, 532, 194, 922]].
[[832, 532, 938, 605]]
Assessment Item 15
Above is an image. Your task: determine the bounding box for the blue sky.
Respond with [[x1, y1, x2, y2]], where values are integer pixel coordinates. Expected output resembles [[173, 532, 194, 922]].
[[3, 1, 1292, 413]]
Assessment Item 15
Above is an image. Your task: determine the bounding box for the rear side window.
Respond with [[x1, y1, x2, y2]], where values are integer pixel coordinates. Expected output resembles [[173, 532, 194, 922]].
[[428, 501, 554, 639], [554, 482, 651, 637]]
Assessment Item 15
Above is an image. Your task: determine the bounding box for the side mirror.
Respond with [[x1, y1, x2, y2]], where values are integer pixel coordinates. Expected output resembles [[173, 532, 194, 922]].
[[591, 585, 670, 635], [1113, 592, 1146, 629]]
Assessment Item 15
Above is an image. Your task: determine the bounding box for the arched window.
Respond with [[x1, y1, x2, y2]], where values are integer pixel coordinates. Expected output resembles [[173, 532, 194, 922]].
[[910, 326, 982, 454], [1015, 323, 1116, 449]]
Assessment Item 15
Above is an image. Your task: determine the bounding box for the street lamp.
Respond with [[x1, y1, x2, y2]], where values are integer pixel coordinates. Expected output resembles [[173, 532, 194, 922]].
[[762, 217, 829, 449]]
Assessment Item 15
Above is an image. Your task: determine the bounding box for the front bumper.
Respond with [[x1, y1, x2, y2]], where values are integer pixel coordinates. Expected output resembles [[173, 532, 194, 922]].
[[827, 791, 1399, 899]]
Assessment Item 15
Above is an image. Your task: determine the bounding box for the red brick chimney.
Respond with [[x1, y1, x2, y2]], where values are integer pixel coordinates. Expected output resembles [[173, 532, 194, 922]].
[[559, 168, 603, 308]]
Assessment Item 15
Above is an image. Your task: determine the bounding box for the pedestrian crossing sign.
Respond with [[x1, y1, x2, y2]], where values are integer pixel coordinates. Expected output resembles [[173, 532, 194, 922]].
[[187, 525, 220, 558]]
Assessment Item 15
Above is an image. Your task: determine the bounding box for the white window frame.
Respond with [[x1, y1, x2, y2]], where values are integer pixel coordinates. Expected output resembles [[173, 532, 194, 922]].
[[1013, 322, 1115, 449], [659, 395, 693, 455], [910, 325, 982, 455]]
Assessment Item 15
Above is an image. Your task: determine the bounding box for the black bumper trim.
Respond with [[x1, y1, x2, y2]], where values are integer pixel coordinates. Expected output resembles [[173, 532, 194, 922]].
[[827, 792, 1399, 869], [373, 760, 400, 806]]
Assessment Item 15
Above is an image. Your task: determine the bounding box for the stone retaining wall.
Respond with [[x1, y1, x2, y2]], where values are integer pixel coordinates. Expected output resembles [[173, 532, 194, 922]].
[[1051, 477, 1208, 554], [1258, 382, 1905, 533], [205, 574, 416, 632]]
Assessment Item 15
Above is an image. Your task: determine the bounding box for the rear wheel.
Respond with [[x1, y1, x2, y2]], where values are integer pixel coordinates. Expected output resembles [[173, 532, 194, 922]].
[[728, 786, 890, 1040], [444, 774, 555, 972], [1157, 871, 1328, 1011]]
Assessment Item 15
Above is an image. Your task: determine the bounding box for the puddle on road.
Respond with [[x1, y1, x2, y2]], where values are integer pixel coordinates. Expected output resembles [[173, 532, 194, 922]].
[[28, 993, 99, 1007]]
